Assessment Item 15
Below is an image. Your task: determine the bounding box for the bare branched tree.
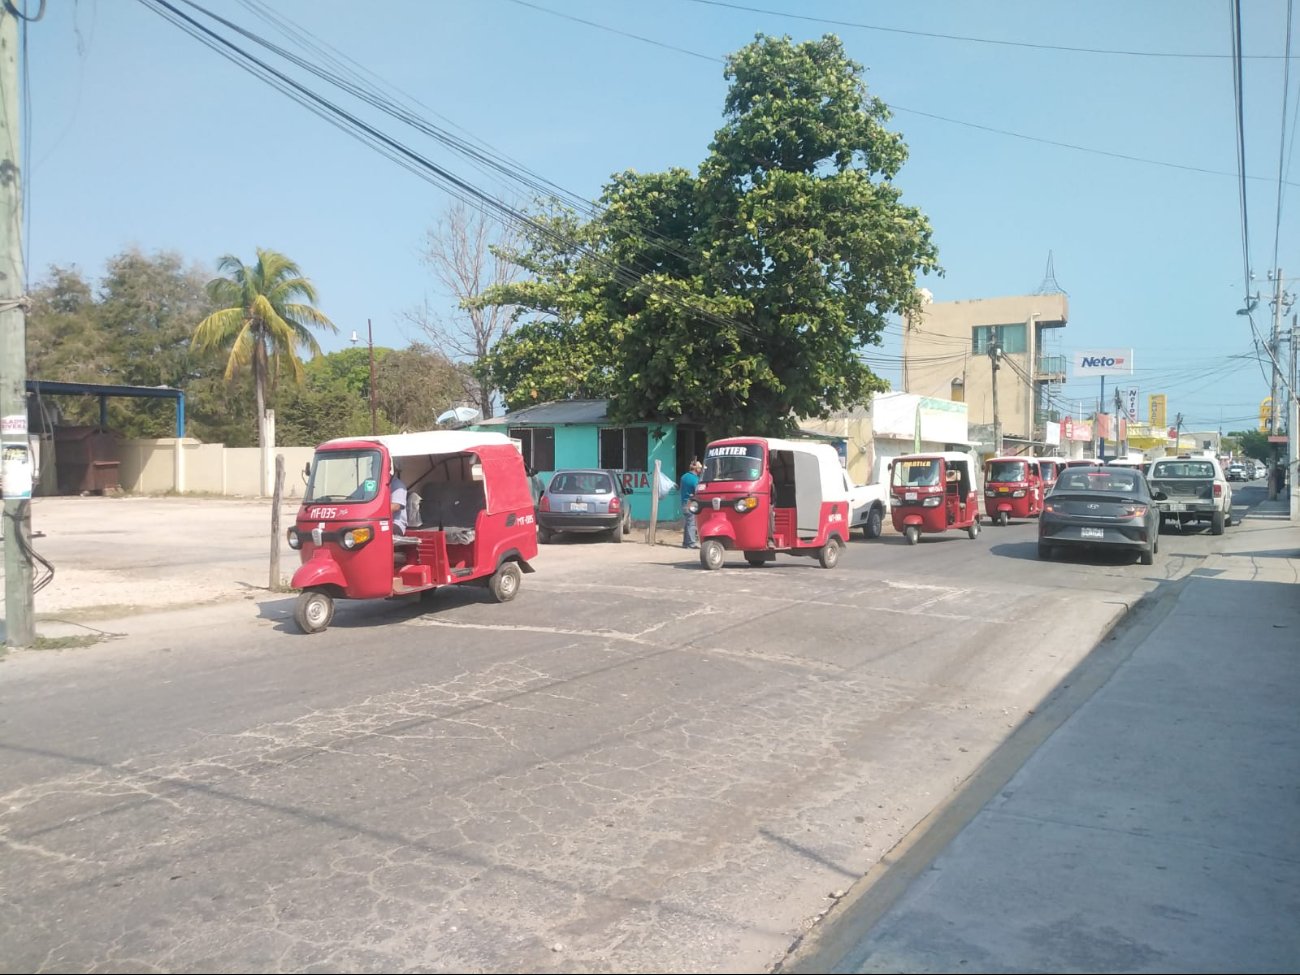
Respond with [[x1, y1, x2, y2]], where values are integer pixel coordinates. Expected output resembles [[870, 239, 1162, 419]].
[[412, 202, 521, 418]]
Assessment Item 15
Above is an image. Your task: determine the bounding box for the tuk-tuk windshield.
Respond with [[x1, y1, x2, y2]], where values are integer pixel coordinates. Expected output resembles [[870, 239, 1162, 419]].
[[305, 448, 384, 503], [892, 458, 941, 488], [987, 460, 1029, 483], [702, 443, 765, 483]]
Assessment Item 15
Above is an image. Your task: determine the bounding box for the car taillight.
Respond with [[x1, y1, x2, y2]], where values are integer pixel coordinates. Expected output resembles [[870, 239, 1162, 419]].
[[539, 495, 551, 511], [1213, 483, 1223, 497], [1121, 505, 1148, 519], [609, 496, 621, 513]]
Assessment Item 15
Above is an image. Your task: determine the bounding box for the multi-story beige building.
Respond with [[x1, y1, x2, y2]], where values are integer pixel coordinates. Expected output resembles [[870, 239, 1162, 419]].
[[903, 293, 1069, 447]]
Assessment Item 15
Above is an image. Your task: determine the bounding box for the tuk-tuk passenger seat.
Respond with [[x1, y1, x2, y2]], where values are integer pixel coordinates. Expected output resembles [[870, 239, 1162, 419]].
[[419, 482, 485, 544]]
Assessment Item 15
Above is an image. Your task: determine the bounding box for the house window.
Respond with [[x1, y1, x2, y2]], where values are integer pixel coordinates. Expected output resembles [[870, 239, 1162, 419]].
[[972, 323, 1027, 355], [598, 427, 649, 470], [508, 426, 555, 471]]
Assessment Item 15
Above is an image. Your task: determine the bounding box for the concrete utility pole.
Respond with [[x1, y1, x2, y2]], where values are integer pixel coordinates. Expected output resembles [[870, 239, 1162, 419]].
[[988, 340, 1002, 455], [0, 8, 33, 647]]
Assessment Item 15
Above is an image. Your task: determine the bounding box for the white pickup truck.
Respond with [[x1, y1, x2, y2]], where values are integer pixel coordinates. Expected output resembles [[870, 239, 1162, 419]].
[[1147, 455, 1234, 534], [840, 469, 890, 539]]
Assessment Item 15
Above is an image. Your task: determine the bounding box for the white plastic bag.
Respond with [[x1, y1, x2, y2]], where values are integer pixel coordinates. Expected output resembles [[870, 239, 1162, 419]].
[[657, 469, 677, 499]]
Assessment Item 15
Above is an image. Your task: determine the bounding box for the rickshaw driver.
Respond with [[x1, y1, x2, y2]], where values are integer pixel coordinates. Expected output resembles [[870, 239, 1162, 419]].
[[389, 466, 409, 534]]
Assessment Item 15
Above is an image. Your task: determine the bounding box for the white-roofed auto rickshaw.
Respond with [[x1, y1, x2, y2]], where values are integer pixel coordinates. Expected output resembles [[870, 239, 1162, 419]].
[[287, 431, 538, 633], [888, 451, 982, 544], [689, 437, 852, 570]]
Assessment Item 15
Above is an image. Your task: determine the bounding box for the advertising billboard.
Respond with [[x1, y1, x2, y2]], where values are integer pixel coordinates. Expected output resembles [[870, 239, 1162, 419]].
[[1149, 394, 1166, 430], [1071, 349, 1134, 377]]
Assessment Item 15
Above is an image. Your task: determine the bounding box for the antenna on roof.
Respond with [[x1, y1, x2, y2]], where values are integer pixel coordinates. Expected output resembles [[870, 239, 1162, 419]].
[[1035, 251, 1068, 296]]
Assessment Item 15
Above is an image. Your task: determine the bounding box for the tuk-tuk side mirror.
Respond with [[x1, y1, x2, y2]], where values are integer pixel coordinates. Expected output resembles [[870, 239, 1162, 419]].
[[302, 462, 311, 479]]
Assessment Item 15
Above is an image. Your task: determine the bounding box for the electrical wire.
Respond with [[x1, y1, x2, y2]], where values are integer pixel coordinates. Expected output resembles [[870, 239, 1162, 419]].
[[1274, 0, 1295, 276], [680, 0, 1297, 60]]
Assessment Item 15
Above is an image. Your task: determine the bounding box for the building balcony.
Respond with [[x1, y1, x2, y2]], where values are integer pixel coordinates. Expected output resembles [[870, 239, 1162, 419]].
[[1036, 355, 1067, 380]]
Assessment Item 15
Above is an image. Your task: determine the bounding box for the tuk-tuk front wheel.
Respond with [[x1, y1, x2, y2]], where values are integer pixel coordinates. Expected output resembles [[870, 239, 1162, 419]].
[[818, 538, 842, 569], [904, 525, 920, 545], [294, 590, 333, 634], [996, 511, 1009, 527], [699, 539, 725, 570], [488, 561, 522, 602]]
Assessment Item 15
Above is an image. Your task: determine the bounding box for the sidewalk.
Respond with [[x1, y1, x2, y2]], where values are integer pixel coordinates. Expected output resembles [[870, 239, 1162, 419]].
[[786, 498, 1300, 973]]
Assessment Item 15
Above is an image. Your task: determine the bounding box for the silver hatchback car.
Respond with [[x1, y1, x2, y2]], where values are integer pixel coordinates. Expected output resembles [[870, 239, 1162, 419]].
[[537, 469, 634, 543]]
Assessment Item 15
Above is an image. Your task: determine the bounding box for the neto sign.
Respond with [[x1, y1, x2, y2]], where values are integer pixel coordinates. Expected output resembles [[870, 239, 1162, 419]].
[[1071, 348, 1134, 377]]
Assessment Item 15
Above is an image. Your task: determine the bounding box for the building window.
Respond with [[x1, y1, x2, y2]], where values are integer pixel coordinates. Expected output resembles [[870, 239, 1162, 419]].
[[508, 426, 555, 471], [972, 323, 1027, 355], [598, 427, 649, 470]]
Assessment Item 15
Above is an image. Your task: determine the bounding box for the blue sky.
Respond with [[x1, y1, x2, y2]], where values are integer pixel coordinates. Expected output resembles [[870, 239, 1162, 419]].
[[21, 0, 1300, 432]]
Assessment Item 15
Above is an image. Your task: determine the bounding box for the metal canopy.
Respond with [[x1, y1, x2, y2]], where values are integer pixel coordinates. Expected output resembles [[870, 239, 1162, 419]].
[[26, 379, 186, 437]]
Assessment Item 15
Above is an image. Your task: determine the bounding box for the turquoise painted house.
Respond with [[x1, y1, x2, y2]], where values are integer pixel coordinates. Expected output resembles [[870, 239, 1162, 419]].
[[476, 400, 708, 522]]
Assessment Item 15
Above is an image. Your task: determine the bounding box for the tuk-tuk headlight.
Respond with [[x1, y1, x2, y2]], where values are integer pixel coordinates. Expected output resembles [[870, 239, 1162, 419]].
[[922, 496, 942, 507], [1012, 489, 1026, 498], [687, 499, 699, 514], [984, 489, 996, 498], [733, 496, 758, 513], [341, 526, 373, 550], [287, 527, 302, 550]]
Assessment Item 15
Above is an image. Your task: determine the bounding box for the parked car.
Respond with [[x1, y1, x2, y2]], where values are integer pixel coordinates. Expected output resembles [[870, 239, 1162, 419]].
[[1039, 466, 1160, 565], [1254, 462, 1267, 480], [1226, 463, 1247, 482], [537, 468, 634, 543]]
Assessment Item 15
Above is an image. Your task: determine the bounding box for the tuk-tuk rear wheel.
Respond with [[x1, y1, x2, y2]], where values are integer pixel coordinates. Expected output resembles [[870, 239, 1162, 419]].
[[699, 539, 725, 570], [968, 518, 981, 539], [904, 526, 920, 545], [744, 551, 767, 567], [294, 590, 333, 634], [818, 538, 842, 569], [488, 561, 522, 602]]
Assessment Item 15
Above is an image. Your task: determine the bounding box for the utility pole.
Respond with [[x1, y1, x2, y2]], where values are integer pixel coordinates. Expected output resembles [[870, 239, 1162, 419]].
[[0, 8, 33, 647], [366, 318, 378, 436], [988, 339, 1002, 455], [1174, 412, 1184, 453]]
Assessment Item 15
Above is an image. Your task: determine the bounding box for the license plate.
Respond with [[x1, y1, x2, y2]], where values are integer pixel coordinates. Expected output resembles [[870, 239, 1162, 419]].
[[905, 492, 917, 501], [1081, 527, 1104, 540], [569, 502, 588, 512], [1164, 503, 1186, 512]]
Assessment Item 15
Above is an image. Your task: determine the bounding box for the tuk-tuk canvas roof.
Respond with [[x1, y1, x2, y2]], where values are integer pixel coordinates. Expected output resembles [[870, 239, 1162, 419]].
[[325, 431, 520, 458]]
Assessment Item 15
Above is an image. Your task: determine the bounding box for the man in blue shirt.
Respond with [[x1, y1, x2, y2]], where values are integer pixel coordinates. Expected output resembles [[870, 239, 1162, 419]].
[[680, 459, 702, 549]]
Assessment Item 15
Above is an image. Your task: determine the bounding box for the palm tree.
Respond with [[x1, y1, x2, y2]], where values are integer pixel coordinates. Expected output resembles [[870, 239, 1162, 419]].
[[192, 248, 337, 450]]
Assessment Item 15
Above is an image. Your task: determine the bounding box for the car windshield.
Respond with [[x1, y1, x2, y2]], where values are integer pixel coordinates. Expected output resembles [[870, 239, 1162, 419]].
[[549, 472, 613, 495], [701, 443, 765, 483], [1056, 470, 1147, 496], [987, 461, 1027, 483], [305, 448, 383, 503], [892, 459, 941, 487]]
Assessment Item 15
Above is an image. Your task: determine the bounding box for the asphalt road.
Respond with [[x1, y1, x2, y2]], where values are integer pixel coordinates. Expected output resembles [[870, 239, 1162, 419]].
[[0, 487, 1272, 973]]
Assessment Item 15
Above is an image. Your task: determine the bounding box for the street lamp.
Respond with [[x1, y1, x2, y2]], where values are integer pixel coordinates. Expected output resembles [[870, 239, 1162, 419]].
[[350, 320, 378, 435]]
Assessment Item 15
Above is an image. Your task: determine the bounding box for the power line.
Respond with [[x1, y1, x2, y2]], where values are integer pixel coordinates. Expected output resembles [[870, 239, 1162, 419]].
[[1274, 0, 1295, 275], [681, 0, 1296, 60]]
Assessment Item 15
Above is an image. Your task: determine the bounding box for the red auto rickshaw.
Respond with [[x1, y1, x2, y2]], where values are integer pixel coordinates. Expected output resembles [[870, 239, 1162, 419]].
[[288, 431, 538, 633], [888, 452, 982, 544], [1036, 457, 1064, 494], [983, 455, 1045, 526], [692, 437, 851, 569]]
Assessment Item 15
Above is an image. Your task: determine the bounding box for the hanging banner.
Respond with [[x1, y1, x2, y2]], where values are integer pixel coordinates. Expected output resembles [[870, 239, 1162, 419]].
[[1126, 388, 1138, 422]]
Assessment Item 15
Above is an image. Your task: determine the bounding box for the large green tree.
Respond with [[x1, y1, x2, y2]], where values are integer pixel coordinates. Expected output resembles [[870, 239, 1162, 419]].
[[191, 248, 337, 448], [479, 34, 939, 434]]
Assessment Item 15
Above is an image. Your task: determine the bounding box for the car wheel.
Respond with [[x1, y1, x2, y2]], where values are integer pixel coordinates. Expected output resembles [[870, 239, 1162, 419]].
[[1037, 541, 1053, 560], [818, 538, 842, 569], [904, 525, 920, 546], [294, 590, 333, 635], [699, 539, 725, 570], [863, 506, 883, 539], [1211, 510, 1225, 535], [609, 520, 623, 543], [537, 525, 554, 544], [1140, 542, 1155, 566], [1224, 509, 1233, 528]]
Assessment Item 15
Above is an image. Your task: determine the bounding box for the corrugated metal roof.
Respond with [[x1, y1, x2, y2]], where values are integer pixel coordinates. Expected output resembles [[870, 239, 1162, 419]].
[[501, 400, 611, 425]]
